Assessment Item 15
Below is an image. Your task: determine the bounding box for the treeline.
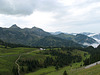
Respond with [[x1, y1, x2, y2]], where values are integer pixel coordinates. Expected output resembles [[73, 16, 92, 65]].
[[0, 39, 30, 48]]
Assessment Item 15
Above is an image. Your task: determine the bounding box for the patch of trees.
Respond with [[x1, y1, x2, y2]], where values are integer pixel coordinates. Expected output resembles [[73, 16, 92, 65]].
[[18, 60, 41, 73], [83, 45, 100, 66], [41, 49, 82, 69], [44, 57, 54, 68], [51, 50, 82, 67]]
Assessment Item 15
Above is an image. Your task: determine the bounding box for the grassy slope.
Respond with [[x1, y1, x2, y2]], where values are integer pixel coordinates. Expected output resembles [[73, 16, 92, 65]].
[[0, 46, 38, 75], [26, 49, 89, 75], [70, 64, 100, 75], [26, 66, 56, 75], [27, 63, 100, 75], [0, 55, 18, 75], [26, 53, 100, 75], [0, 46, 92, 75]]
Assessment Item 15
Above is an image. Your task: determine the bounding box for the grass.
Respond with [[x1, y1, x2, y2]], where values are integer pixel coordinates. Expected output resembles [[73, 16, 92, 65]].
[[0, 55, 18, 75], [25, 61, 84, 75], [0, 47, 39, 75], [70, 64, 100, 75], [26, 66, 56, 75], [0, 47, 37, 56]]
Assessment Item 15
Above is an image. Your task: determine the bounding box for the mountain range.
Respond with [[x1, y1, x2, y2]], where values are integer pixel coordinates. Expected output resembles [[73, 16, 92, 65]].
[[0, 24, 99, 47], [79, 32, 100, 45], [51, 32, 100, 47]]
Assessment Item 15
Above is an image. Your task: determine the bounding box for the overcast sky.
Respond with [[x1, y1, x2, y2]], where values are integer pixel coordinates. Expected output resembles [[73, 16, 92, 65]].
[[0, 0, 100, 33]]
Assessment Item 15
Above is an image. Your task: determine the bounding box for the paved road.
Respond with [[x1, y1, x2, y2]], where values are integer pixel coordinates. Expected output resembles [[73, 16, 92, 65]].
[[85, 61, 100, 69]]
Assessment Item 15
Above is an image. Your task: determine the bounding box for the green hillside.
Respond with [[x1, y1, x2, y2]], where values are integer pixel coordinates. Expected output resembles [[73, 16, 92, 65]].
[[34, 36, 82, 47], [69, 64, 100, 75], [25, 49, 89, 75], [0, 44, 89, 75], [0, 46, 38, 75], [26, 59, 100, 75]]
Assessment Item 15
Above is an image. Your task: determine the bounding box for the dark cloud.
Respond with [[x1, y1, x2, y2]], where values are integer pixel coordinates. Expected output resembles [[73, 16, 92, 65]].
[[0, 0, 64, 16], [0, 0, 36, 15]]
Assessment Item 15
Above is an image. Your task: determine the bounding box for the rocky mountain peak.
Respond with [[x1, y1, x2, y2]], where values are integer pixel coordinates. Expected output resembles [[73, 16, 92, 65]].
[[31, 26, 44, 32], [10, 24, 20, 29]]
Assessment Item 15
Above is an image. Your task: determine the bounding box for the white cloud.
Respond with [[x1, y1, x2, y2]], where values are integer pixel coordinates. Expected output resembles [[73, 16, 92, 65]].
[[58, 0, 87, 6], [68, 2, 100, 16], [0, 11, 56, 31], [25, 11, 56, 26]]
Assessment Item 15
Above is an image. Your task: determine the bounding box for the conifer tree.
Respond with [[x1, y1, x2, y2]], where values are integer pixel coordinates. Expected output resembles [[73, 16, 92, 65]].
[[63, 70, 68, 75]]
